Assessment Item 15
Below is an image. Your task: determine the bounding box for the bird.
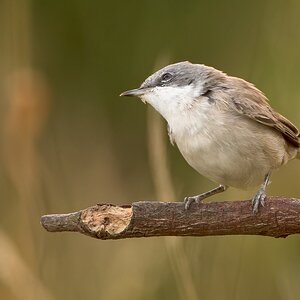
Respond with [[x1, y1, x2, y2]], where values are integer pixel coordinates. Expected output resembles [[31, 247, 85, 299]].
[[120, 61, 300, 213]]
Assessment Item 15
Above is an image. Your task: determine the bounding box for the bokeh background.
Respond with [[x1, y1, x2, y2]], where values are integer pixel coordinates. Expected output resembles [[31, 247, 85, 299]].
[[1, 1, 300, 299]]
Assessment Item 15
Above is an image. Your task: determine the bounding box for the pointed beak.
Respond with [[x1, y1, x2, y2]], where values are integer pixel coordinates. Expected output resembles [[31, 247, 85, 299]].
[[120, 87, 147, 97]]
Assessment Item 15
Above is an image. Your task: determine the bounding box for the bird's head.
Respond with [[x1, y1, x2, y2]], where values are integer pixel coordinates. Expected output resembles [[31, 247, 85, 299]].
[[120, 61, 225, 121]]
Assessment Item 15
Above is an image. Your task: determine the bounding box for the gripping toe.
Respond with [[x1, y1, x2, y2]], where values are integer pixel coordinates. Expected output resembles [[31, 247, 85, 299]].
[[252, 188, 266, 213]]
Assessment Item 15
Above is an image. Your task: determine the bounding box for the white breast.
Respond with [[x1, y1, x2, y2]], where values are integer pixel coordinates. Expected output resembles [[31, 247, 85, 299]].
[[142, 85, 288, 189], [168, 100, 287, 189]]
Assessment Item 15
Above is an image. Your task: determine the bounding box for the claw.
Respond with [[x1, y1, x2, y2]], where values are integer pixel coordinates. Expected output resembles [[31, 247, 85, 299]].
[[251, 172, 271, 213], [252, 188, 266, 213], [184, 195, 203, 210]]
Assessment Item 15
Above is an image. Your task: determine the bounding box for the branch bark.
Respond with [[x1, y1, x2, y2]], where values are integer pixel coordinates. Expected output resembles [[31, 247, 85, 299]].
[[41, 197, 300, 239]]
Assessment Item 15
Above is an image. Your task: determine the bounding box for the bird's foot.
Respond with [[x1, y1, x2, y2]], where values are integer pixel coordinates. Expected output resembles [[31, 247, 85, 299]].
[[184, 194, 205, 210], [184, 185, 228, 210], [252, 188, 266, 213]]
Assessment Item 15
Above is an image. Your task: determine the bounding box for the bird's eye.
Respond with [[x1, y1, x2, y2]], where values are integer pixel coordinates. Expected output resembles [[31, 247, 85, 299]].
[[161, 72, 173, 82]]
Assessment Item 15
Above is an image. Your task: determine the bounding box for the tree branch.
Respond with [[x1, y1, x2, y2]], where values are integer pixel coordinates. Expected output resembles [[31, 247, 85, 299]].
[[41, 197, 300, 239]]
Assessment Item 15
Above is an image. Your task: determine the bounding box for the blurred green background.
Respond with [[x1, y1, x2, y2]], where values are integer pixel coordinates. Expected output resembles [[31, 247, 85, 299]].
[[0, 0, 300, 299]]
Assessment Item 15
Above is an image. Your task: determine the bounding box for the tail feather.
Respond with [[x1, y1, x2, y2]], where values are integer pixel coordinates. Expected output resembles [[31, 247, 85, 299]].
[[297, 134, 300, 159]]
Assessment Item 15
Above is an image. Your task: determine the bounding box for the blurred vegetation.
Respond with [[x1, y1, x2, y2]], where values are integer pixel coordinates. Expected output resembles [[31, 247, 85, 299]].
[[0, 0, 300, 299]]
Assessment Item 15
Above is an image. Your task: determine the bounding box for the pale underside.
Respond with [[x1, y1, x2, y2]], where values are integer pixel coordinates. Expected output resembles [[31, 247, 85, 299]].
[[172, 103, 294, 189], [142, 84, 299, 189]]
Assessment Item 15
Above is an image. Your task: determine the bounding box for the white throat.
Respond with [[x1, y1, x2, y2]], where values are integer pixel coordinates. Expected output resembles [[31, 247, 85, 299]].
[[141, 85, 204, 124]]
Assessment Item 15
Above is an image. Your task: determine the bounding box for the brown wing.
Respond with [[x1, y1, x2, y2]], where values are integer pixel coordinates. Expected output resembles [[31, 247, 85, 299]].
[[229, 78, 300, 147]]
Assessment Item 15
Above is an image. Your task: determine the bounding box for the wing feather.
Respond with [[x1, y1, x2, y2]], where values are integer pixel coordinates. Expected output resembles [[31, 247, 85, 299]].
[[228, 78, 299, 147]]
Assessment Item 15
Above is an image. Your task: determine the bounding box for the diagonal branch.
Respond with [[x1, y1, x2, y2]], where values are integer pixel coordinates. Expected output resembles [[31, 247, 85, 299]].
[[41, 197, 300, 239]]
